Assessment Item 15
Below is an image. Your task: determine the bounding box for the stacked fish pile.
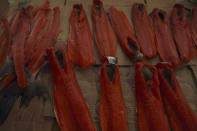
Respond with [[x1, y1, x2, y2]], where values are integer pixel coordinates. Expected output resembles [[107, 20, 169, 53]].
[[0, 0, 60, 125]]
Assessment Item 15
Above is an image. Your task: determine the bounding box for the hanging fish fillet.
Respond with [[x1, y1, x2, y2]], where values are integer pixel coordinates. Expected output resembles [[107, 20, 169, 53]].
[[132, 3, 157, 58], [31, 0, 49, 18], [28, 7, 60, 74], [25, 9, 51, 64], [170, 4, 193, 62], [67, 4, 95, 68], [135, 62, 170, 131], [0, 18, 10, 69], [12, 9, 30, 88], [10, 10, 21, 37], [156, 63, 197, 131], [7, 9, 23, 58], [24, 10, 45, 63], [47, 47, 97, 131], [100, 63, 128, 131], [151, 8, 180, 68], [92, 0, 117, 62], [108, 6, 140, 59], [27, 5, 33, 14], [36, 9, 51, 40]]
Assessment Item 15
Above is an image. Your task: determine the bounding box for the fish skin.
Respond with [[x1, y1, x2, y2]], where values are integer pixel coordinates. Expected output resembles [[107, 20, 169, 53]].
[[151, 8, 180, 68], [135, 62, 170, 131], [47, 47, 97, 131], [132, 3, 157, 58], [67, 4, 95, 68], [109, 6, 140, 59], [92, 0, 117, 62]]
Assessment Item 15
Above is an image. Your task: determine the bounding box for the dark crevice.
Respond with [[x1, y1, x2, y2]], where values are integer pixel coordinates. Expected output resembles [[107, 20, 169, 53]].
[[0, 59, 15, 78], [162, 69, 173, 89], [76, 7, 81, 17], [162, 102, 174, 131], [0, 81, 22, 125], [142, 66, 154, 81], [142, 66, 154, 92], [158, 11, 165, 22], [107, 12, 112, 25], [64, 0, 67, 5], [136, 4, 144, 16], [176, 10, 183, 20], [95, 4, 101, 16], [105, 64, 116, 82], [55, 50, 64, 69], [187, 66, 197, 90], [128, 39, 138, 54], [184, 7, 191, 13]]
